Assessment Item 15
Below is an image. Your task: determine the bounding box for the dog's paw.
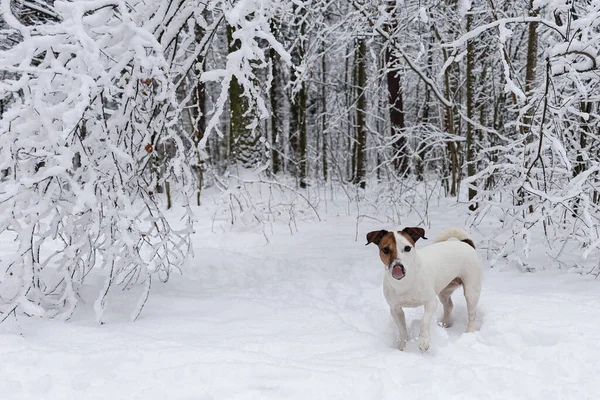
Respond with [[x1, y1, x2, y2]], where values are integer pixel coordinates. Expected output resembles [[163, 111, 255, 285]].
[[419, 337, 431, 353], [396, 338, 407, 351], [438, 320, 453, 328]]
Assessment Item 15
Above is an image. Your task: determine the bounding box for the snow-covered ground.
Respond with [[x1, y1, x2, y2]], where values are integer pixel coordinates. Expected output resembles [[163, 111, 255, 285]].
[[1, 191, 599, 399]]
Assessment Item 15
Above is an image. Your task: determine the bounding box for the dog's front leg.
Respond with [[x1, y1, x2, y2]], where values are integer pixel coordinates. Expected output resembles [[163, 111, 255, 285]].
[[390, 306, 408, 350], [419, 298, 438, 352]]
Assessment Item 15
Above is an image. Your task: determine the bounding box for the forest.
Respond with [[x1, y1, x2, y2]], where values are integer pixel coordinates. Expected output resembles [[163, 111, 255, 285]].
[[2, 2, 600, 398], [1, 0, 600, 317]]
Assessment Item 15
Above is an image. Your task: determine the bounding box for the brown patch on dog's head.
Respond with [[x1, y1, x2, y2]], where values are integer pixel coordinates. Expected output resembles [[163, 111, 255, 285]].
[[401, 227, 427, 245], [378, 232, 397, 267], [366, 230, 397, 267], [366, 230, 388, 246]]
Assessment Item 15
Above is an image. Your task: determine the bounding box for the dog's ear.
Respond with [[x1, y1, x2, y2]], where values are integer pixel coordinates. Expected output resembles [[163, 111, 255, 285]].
[[366, 230, 388, 246], [402, 227, 428, 243]]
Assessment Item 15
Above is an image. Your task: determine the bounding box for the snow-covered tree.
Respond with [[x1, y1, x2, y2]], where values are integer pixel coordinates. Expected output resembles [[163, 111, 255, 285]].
[[0, 0, 290, 322]]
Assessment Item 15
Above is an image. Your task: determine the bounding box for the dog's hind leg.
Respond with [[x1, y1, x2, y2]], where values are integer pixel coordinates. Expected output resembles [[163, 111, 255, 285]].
[[463, 280, 481, 333], [438, 278, 462, 328], [390, 306, 408, 350]]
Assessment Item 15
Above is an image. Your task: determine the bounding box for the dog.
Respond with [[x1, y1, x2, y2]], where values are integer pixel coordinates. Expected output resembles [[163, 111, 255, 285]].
[[366, 227, 482, 352]]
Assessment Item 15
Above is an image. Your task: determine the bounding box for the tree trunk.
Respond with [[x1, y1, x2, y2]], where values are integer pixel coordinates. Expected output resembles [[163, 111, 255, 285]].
[[386, 1, 408, 175], [416, 28, 435, 182], [269, 33, 282, 175], [321, 39, 328, 182], [289, 4, 308, 187], [289, 79, 300, 176], [516, 0, 539, 209], [227, 25, 256, 167], [466, 10, 477, 211], [433, 18, 459, 196], [298, 81, 307, 188], [193, 23, 206, 205], [353, 39, 367, 189], [523, 0, 539, 143], [347, 43, 355, 181]]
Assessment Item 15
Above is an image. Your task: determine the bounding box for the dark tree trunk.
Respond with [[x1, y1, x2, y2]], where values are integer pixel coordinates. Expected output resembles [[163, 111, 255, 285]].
[[386, 1, 408, 175], [192, 23, 206, 205], [321, 39, 328, 182], [269, 36, 282, 175], [227, 25, 256, 167], [353, 39, 367, 189], [298, 81, 307, 188], [466, 10, 477, 211], [523, 0, 539, 143]]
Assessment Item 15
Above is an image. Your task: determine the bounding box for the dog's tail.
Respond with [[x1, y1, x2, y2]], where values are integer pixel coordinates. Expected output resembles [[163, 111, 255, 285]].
[[435, 228, 475, 249]]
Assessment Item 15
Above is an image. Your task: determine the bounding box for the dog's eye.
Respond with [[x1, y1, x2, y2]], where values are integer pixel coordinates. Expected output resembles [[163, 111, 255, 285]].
[[404, 246, 411, 252], [382, 247, 390, 254]]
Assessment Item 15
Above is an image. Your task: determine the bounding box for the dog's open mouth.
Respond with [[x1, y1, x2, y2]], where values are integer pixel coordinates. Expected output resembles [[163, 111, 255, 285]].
[[391, 265, 405, 280]]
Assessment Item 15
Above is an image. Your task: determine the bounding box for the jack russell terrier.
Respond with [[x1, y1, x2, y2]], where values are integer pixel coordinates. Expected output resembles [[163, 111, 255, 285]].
[[366, 227, 482, 352]]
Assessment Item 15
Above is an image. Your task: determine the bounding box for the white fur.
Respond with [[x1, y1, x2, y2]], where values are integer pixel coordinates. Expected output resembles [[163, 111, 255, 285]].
[[434, 227, 472, 244], [382, 228, 482, 352]]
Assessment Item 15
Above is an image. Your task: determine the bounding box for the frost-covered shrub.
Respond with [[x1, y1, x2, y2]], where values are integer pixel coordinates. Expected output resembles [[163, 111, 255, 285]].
[[0, 1, 195, 322], [458, 1, 600, 271], [0, 0, 291, 322]]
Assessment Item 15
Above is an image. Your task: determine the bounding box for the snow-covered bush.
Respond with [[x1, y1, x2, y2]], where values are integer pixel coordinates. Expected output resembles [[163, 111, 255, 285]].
[[457, 1, 600, 271], [0, 0, 289, 322], [0, 0, 198, 322]]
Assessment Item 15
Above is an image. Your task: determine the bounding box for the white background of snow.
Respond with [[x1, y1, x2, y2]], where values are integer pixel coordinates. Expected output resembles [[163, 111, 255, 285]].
[[1, 191, 599, 399]]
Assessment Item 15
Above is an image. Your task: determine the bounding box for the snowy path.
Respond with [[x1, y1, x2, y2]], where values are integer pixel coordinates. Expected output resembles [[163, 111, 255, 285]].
[[1, 215, 600, 399]]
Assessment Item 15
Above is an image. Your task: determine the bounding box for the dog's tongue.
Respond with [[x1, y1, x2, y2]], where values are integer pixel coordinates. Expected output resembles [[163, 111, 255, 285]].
[[392, 266, 404, 280]]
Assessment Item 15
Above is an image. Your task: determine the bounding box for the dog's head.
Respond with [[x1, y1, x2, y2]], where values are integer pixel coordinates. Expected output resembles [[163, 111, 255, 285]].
[[366, 227, 427, 280]]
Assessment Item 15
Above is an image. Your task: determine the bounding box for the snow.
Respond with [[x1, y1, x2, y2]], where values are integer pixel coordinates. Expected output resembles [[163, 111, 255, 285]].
[[498, 23, 512, 44], [1, 192, 600, 399], [418, 7, 429, 24]]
